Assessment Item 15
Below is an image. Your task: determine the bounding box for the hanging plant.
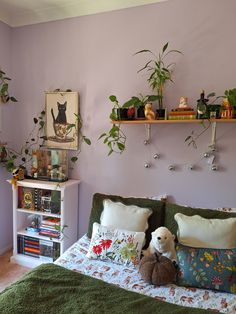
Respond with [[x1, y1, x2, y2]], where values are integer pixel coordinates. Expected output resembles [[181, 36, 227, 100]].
[[0, 69, 17, 103]]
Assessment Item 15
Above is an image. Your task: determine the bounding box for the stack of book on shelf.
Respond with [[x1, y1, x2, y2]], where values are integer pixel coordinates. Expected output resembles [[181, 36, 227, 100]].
[[17, 235, 40, 258], [39, 217, 61, 238], [17, 235, 60, 262], [168, 107, 196, 120]]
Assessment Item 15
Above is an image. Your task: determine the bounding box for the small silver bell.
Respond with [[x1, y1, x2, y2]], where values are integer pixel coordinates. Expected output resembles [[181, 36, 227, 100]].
[[144, 162, 151, 168], [153, 153, 160, 160], [168, 165, 175, 171], [211, 164, 218, 171], [203, 152, 210, 158], [144, 140, 149, 145], [188, 164, 194, 171]]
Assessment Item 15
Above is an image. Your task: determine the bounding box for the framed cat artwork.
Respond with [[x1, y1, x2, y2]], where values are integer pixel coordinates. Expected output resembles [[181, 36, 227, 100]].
[[45, 91, 79, 150]]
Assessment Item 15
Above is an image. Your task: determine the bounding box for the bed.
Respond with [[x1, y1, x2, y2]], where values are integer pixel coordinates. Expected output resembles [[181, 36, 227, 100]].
[[0, 193, 235, 314]]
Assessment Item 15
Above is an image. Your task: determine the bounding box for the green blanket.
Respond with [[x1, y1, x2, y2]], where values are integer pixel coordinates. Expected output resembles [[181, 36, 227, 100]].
[[0, 264, 210, 314]]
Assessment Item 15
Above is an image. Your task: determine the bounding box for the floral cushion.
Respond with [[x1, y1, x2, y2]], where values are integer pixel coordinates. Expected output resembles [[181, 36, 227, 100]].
[[86, 223, 145, 266], [176, 243, 236, 294]]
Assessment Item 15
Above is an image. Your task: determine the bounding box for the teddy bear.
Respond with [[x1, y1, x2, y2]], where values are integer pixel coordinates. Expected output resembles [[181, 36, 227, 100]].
[[143, 226, 176, 262], [144, 103, 156, 120]]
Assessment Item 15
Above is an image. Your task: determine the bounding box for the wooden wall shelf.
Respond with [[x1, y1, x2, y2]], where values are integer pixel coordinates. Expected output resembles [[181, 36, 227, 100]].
[[111, 119, 236, 125]]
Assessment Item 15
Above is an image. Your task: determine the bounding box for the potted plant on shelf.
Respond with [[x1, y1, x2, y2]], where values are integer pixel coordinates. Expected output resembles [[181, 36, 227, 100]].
[[122, 94, 159, 119], [224, 88, 236, 118], [134, 42, 182, 119], [98, 95, 127, 155], [109, 95, 128, 121]]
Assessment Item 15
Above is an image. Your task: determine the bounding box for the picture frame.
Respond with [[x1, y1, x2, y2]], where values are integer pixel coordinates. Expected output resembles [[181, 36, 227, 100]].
[[45, 91, 79, 150]]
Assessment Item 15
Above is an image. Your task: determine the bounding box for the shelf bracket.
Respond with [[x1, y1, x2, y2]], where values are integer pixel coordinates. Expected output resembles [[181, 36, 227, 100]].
[[144, 124, 151, 145], [210, 121, 217, 150]]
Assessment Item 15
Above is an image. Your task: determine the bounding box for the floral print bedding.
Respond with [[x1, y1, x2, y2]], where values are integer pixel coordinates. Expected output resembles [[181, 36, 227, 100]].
[[55, 235, 236, 314]]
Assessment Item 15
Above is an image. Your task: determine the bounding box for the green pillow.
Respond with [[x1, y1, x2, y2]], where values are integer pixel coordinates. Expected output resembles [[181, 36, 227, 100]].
[[164, 203, 236, 236], [176, 243, 236, 294], [87, 193, 165, 249]]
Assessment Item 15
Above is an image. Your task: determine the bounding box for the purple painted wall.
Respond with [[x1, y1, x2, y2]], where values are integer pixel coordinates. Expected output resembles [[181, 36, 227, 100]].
[[1, 0, 235, 242], [0, 21, 13, 254]]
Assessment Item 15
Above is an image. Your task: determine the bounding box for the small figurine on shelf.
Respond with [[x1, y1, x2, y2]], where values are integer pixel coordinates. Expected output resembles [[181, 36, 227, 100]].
[[10, 167, 25, 188], [26, 215, 40, 233], [221, 98, 233, 119], [178, 96, 188, 108], [145, 103, 156, 120]]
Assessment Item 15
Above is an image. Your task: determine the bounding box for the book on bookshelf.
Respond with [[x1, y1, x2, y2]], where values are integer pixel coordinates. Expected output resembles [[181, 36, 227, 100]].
[[18, 187, 61, 215], [17, 235, 60, 261]]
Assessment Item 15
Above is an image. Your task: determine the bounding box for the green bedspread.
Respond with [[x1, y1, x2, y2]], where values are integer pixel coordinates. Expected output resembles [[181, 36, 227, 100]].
[[0, 263, 210, 314]]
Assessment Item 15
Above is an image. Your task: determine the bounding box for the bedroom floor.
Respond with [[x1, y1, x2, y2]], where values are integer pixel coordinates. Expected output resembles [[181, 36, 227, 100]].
[[0, 251, 30, 292]]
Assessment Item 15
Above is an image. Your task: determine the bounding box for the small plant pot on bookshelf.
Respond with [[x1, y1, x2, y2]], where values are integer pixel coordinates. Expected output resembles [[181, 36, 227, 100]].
[[207, 105, 221, 119], [137, 106, 145, 119], [117, 108, 128, 120], [156, 109, 166, 120]]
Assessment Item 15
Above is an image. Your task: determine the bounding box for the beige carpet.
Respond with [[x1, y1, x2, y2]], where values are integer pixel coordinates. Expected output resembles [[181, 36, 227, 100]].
[[0, 251, 30, 292]]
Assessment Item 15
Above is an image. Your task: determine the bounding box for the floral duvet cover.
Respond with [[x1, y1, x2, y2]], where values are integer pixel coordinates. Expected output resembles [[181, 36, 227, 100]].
[[55, 235, 236, 314]]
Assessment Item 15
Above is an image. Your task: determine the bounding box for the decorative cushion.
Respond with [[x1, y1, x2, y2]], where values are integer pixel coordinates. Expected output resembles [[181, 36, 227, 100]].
[[100, 199, 152, 232], [86, 223, 145, 266], [164, 202, 236, 236], [87, 193, 165, 249], [139, 253, 177, 285], [174, 213, 236, 249], [176, 243, 236, 294]]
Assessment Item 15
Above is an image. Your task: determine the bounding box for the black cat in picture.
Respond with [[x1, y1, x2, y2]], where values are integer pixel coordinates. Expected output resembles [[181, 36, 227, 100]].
[[50, 101, 74, 142], [51, 101, 67, 124]]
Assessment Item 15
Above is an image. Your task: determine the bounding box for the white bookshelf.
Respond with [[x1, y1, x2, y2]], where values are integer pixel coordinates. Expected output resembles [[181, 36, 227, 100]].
[[10, 179, 80, 268]]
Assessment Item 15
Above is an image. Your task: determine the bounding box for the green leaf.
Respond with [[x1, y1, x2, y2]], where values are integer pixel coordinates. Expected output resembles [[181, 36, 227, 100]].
[[162, 42, 169, 53], [109, 95, 117, 102], [10, 96, 17, 102], [25, 149, 29, 155], [71, 156, 78, 163], [185, 135, 192, 142], [83, 137, 91, 145], [33, 118, 38, 124], [98, 133, 106, 140], [117, 142, 125, 151], [134, 49, 152, 55], [108, 149, 113, 156]]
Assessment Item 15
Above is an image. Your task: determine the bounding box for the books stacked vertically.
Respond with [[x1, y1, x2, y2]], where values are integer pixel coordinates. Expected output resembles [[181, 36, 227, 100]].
[[39, 239, 60, 262], [17, 235, 60, 261], [39, 217, 61, 239], [17, 235, 40, 258]]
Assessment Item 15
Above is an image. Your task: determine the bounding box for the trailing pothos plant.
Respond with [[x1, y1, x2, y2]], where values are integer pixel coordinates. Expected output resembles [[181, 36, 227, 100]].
[[0, 109, 91, 173], [99, 95, 126, 155], [184, 92, 224, 149], [0, 69, 17, 103]]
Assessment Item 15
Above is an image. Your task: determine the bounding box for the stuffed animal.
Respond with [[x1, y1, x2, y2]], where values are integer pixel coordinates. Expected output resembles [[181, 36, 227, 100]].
[[143, 226, 176, 262], [139, 252, 177, 285], [144, 103, 156, 120]]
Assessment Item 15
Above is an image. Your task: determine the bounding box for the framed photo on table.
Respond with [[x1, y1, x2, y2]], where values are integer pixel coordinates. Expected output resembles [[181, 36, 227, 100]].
[[45, 91, 79, 150]]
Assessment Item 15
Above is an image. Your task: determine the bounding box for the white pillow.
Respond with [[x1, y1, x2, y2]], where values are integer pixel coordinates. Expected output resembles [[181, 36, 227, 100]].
[[100, 199, 152, 232], [86, 223, 145, 266], [174, 213, 236, 249]]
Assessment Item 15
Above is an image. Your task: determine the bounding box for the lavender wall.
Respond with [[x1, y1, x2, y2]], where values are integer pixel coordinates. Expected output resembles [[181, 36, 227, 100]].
[[0, 21, 13, 254], [6, 0, 236, 238]]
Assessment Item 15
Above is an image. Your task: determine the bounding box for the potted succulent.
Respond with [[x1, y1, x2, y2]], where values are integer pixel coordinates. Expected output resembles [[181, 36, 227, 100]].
[[122, 94, 159, 119], [134, 42, 182, 119], [0, 69, 17, 103]]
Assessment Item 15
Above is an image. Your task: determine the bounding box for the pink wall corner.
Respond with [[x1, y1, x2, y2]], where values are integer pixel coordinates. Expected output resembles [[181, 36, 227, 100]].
[[1, 0, 235, 240], [0, 21, 13, 253]]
